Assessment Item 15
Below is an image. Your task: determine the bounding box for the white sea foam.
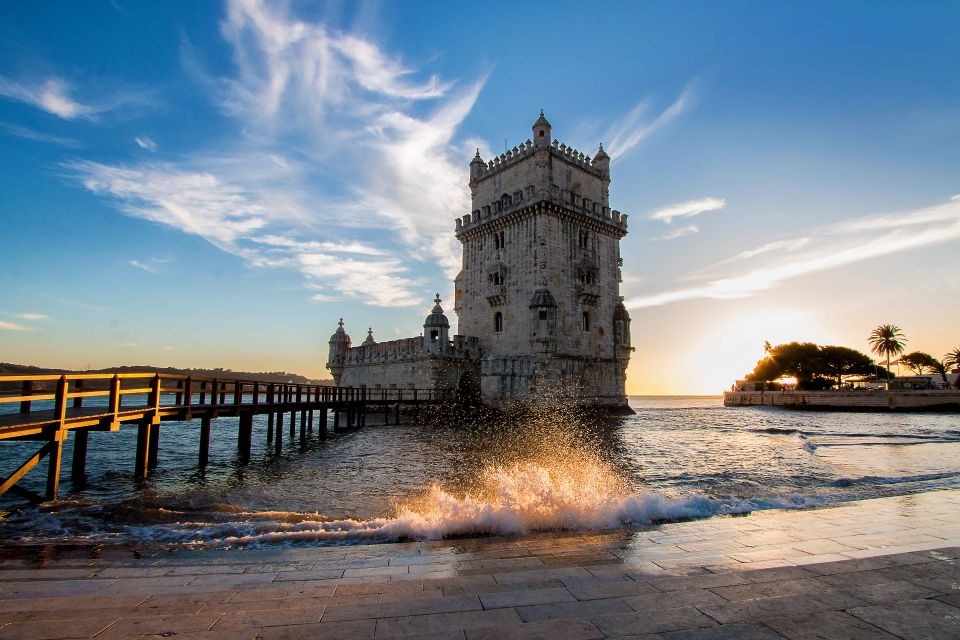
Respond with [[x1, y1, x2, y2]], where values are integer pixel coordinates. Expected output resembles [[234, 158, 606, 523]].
[[68, 461, 818, 548]]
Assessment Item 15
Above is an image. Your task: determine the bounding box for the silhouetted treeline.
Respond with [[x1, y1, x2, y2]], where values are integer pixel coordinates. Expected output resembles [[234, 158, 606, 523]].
[[0, 362, 332, 386]]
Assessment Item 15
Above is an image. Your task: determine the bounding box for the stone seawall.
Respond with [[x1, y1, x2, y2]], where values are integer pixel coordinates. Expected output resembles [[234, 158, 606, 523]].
[[724, 390, 960, 412]]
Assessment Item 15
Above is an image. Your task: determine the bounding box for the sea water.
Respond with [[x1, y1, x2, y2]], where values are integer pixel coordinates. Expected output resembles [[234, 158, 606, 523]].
[[1, 396, 958, 548]]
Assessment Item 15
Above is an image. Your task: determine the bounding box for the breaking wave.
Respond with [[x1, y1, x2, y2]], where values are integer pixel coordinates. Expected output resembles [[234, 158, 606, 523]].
[[0, 459, 820, 549]]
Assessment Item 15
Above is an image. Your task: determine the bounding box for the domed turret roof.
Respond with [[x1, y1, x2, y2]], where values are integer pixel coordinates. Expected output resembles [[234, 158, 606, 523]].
[[533, 109, 551, 129], [529, 288, 557, 308], [424, 293, 450, 328], [329, 318, 351, 345], [593, 142, 609, 163], [362, 327, 376, 346], [470, 148, 484, 165]]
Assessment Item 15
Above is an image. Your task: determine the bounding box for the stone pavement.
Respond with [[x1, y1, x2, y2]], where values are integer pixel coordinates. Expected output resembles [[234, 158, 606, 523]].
[[1, 490, 959, 639]]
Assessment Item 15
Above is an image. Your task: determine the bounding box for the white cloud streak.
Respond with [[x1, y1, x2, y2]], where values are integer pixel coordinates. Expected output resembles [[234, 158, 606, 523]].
[[649, 196, 726, 223], [0, 122, 80, 147], [657, 225, 699, 241], [135, 136, 157, 152], [603, 85, 695, 161], [0, 320, 32, 332], [0, 76, 98, 120], [15, 313, 47, 321], [628, 195, 960, 309], [129, 259, 157, 273]]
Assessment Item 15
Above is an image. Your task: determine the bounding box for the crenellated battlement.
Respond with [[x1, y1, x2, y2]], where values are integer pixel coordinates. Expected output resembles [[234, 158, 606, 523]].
[[343, 335, 481, 366], [456, 184, 628, 236], [472, 138, 605, 184]]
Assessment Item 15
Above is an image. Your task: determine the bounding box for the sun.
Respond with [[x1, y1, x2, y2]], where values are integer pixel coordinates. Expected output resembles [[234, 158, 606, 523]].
[[686, 307, 837, 394]]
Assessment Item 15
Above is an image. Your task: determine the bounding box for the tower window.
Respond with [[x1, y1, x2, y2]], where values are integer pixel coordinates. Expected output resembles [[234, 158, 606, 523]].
[[582, 312, 590, 332], [494, 312, 503, 333], [430, 330, 439, 342], [579, 230, 590, 249], [539, 310, 547, 321], [493, 230, 505, 250], [539, 130, 544, 137]]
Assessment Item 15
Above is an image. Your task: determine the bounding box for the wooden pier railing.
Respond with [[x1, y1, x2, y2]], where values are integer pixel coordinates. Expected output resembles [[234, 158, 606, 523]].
[[0, 373, 449, 503]]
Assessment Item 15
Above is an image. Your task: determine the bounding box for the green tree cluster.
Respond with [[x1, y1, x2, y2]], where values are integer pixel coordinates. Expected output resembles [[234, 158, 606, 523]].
[[746, 342, 888, 390]]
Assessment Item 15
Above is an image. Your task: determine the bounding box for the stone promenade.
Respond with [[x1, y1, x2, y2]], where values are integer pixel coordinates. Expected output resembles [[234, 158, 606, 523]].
[[2, 490, 960, 639]]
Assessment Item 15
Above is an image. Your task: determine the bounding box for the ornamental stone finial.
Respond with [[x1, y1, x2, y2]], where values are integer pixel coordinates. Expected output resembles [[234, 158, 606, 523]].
[[338, 318, 344, 327]]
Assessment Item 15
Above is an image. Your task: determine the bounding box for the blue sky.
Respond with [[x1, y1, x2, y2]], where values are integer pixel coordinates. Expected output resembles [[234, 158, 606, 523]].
[[1, 1, 958, 393]]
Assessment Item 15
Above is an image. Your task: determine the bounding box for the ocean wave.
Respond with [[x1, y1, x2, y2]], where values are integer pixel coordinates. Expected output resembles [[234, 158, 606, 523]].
[[0, 461, 821, 549]]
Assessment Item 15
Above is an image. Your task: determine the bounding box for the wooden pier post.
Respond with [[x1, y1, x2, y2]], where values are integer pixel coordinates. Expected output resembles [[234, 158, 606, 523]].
[[289, 409, 296, 438], [45, 375, 68, 500], [395, 401, 401, 425], [148, 424, 160, 470], [333, 409, 340, 431], [71, 430, 89, 484], [274, 411, 283, 454], [68, 379, 88, 485], [135, 419, 152, 479], [238, 413, 253, 461], [266, 384, 275, 443], [199, 416, 211, 467]]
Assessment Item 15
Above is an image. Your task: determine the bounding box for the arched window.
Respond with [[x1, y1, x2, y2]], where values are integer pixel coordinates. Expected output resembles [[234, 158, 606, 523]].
[[579, 230, 590, 249], [430, 329, 439, 342], [493, 230, 505, 250], [494, 312, 503, 332], [582, 312, 590, 332]]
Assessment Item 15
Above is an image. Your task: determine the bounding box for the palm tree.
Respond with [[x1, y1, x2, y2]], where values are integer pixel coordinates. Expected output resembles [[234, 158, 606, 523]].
[[945, 347, 960, 370], [945, 347, 960, 388], [868, 325, 907, 390]]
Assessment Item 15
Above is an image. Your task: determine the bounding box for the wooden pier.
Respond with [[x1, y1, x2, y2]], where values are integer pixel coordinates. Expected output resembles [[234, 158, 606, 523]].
[[0, 373, 448, 503]]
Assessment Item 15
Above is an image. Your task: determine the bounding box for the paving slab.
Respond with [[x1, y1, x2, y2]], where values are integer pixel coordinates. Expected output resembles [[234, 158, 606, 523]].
[[0, 490, 959, 638], [848, 598, 960, 640]]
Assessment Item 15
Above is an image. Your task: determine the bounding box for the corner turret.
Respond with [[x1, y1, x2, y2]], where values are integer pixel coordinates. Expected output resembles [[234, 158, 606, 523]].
[[326, 318, 351, 385], [592, 143, 610, 175], [423, 293, 450, 356], [532, 109, 552, 148], [470, 149, 484, 182], [362, 327, 376, 346], [529, 286, 557, 353]]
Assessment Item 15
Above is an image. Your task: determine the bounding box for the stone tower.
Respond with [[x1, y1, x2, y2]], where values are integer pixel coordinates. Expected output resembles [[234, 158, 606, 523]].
[[454, 112, 633, 409]]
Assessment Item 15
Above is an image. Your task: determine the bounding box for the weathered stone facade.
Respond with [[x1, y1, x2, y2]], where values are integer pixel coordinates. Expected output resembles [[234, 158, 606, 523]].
[[327, 112, 633, 409]]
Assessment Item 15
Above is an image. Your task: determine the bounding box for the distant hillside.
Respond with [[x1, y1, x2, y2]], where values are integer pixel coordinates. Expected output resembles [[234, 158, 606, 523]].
[[0, 362, 333, 385]]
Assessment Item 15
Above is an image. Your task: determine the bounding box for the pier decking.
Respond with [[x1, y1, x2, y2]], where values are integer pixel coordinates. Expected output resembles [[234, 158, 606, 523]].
[[0, 373, 448, 503]]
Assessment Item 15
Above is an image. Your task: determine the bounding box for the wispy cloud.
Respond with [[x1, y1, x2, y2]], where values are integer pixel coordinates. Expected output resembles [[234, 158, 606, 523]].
[[135, 136, 157, 152], [0, 122, 79, 148], [0, 320, 33, 332], [0, 76, 97, 120], [69, 0, 482, 307], [129, 259, 158, 273], [15, 313, 47, 321], [649, 197, 726, 224], [627, 194, 960, 309], [603, 84, 695, 160], [657, 225, 699, 241]]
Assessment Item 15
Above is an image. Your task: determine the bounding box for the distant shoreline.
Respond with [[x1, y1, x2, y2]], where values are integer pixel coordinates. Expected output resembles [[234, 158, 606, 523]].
[[724, 389, 960, 412]]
